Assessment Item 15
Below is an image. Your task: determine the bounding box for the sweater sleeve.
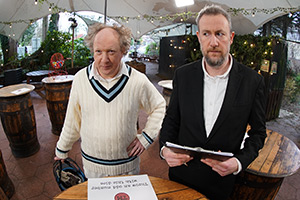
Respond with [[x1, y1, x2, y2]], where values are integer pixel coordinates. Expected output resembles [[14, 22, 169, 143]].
[[55, 73, 82, 159], [137, 75, 166, 149]]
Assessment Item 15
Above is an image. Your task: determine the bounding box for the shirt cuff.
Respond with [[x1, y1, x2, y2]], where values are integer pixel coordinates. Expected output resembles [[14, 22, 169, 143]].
[[233, 157, 242, 175], [160, 146, 166, 159]]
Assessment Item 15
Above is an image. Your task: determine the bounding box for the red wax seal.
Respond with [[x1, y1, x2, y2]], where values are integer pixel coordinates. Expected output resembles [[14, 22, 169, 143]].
[[114, 192, 130, 200]]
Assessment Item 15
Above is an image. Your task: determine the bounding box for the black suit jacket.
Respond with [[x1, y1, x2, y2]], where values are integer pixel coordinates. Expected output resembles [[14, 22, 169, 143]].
[[159, 58, 266, 200]]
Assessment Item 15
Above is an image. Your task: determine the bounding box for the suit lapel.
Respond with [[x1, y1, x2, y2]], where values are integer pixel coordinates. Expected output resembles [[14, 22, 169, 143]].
[[194, 63, 207, 139], [207, 60, 243, 141], [189, 61, 207, 140]]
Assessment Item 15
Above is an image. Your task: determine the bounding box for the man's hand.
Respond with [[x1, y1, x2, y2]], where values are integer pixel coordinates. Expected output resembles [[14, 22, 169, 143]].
[[127, 137, 145, 157], [162, 147, 193, 167], [54, 156, 64, 161], [201, 157, 238, 176]]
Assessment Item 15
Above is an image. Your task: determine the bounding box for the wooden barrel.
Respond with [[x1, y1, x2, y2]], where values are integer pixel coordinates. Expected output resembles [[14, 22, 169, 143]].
[[0, 84, 40, 158], [0, 150, 15, 198], [229, 171, 283, 200], [43, 75, 74, 136], [229, 130, 300, 200]]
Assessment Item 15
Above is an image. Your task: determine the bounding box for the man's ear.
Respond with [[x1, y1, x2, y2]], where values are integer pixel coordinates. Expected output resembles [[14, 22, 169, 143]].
[[230, 31, 235, 45]]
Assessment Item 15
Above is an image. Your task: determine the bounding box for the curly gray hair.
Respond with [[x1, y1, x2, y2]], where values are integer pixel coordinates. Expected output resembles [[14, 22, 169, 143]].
[[84, 23, 132, 55]]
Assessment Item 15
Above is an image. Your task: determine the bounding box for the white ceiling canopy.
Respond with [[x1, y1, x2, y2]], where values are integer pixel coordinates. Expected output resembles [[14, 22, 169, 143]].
[[0, 0, 299, 40]]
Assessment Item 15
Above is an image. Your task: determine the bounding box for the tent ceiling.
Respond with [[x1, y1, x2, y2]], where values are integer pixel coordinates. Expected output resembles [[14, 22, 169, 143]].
[[0, 0, 299, 40]]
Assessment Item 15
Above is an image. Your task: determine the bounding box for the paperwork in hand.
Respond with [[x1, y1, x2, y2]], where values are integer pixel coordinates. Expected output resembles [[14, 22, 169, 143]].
[[165, 142, 234, 158]]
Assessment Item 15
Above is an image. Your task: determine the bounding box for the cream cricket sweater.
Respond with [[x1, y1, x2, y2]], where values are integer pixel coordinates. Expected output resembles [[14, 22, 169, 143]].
[[55, 63, 166, 176]]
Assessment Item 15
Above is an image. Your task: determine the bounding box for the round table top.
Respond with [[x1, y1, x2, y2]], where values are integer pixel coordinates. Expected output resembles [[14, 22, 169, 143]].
[[26, 70, 53, 77], [54, 176, 208, 200], [158, 80, 172, 90], [42, 75, 74, 84], [246, 130, 300, 178], [0, 84, 34, 97]]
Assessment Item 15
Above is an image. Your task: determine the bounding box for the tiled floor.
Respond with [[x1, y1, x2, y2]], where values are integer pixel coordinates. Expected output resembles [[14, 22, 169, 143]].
[[0, 61, 299, 200]]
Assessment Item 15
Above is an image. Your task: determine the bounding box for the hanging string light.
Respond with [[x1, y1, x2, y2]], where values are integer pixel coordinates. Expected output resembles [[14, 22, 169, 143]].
[[0, 1, 298, 40]]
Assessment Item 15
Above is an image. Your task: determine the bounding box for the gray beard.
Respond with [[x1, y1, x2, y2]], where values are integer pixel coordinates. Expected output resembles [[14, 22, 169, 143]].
[[204, 55, 225, 67]]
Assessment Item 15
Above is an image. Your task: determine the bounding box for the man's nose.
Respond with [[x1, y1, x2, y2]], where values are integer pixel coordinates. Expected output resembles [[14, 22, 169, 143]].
[[101, 53, 109, 62], [210, 35, 219, 47]]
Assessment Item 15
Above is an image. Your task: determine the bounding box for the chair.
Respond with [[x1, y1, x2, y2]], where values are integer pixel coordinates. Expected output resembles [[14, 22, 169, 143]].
[[3, 68, 23, 86]]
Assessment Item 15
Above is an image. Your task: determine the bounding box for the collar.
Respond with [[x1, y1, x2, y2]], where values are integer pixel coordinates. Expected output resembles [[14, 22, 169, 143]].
[[202, 54, 233, 79], [88, 61, 129, 82]]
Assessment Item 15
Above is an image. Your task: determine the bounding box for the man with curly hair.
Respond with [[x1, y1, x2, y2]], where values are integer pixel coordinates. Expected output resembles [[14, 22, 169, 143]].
[[55, 23, 166, 178]]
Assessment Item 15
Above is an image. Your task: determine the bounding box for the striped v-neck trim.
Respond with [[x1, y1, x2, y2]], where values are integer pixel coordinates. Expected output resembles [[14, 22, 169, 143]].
[[87, 64, 132, 102]]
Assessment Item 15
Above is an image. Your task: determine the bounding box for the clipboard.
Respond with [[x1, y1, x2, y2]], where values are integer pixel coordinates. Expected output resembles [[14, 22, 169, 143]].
[[165, 142, 234, 160]]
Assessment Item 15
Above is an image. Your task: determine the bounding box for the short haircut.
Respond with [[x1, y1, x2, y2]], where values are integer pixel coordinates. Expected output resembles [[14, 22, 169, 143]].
[[84, 23, 132, 55], [195, 4, 232, 31]]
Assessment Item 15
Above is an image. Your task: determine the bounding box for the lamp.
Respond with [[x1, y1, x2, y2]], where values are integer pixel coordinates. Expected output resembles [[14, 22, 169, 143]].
[[175, 0, 194, 7]]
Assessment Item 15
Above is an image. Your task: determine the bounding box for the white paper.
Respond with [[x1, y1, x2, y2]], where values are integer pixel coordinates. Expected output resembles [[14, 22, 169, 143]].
[[88, 174, 158, 200], [11, 88, 31, 95]]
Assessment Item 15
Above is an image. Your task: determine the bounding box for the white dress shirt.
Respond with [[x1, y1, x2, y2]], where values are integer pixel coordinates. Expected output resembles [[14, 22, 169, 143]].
[[89, 62, 129, 89], [202, 55, 242, 174], [202, 56, 232, 136]]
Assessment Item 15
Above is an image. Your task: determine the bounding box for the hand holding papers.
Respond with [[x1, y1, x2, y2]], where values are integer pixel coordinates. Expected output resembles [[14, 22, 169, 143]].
[[165, 142, 233, 160], [88, 174, 158, 200]]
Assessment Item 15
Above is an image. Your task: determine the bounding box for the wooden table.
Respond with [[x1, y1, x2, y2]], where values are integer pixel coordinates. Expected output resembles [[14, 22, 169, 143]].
[[26, 70, 53, 84], [54, 176, 208, 200], [26, 70, 55, 98], [158, 80, 172, 107], [230, 130, 300, 200]]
